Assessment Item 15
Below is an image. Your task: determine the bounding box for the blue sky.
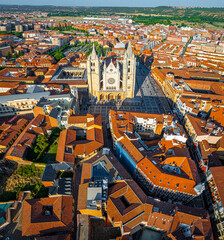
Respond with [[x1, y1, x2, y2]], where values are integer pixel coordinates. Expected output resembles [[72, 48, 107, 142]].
[[1, 0, 224, 7]]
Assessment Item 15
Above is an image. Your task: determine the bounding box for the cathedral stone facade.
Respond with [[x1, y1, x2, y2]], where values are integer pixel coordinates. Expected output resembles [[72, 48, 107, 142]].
[[87, 42, 136, 101]]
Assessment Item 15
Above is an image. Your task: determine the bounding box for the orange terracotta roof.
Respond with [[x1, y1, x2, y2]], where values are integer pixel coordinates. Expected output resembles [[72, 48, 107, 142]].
[[56, 114, 104, 163], [105, 180, 211, 237], [0, 119, 28, 148], [22, 196, 73, 236]]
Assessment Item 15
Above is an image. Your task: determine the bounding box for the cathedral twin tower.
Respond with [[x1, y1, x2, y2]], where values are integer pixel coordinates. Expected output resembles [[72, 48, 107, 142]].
[[87, 42, 136, 101]]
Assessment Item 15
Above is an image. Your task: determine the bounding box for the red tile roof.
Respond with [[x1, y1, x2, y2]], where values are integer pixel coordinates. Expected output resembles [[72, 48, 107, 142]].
[[22, 196, 73, 236], [109, 110, 200, 196], [56, 114, 104, 163], [106, 180, 212, 238]]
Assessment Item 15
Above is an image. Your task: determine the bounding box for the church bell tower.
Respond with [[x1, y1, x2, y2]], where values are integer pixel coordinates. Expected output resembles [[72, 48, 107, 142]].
[[87, 44, 100, 100], [123, 42, 136, 98]]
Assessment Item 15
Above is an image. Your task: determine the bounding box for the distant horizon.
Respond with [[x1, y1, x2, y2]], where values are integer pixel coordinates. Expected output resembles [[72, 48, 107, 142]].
[[1, 1, 224, 8]]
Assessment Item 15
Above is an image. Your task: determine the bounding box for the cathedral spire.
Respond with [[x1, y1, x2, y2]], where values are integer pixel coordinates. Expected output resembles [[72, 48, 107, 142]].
[[126, 41, 133, 57], [91, 43, 98, 59]]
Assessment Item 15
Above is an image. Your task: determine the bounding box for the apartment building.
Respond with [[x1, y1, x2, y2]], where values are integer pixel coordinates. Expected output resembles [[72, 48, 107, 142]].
[[56, 114, 104, 163], [0, 118, 28, 154], [77, 147, 212, 239], [0, 91, 50, 116], [205, 166, 224, 239], [175, 95, 212, 121], [5, 114, 55, 162], [33, 88, 79, 128], [109, 110, 204, 203], [184, 111, 224, 172], [184, 114, 223, 143], [22, 196, 73, 238]]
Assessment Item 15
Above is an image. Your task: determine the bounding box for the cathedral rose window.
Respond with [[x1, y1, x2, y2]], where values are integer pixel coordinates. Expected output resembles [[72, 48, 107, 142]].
[[108, 78, 115, 84]]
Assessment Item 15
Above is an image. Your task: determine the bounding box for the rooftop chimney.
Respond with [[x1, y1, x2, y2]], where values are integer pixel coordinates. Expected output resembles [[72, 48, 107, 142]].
[[103, 148, 110, 155]]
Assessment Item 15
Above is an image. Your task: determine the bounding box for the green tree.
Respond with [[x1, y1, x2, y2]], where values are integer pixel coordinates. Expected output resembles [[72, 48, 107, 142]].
[[36, 135, 48, 150], [7, 51, 11, 59], [54, 51, 64, 61], [12, 52, 18, 59], [98, 47, 102, 57], [102, 48, 110, 57], [18, 50, 24, 57]]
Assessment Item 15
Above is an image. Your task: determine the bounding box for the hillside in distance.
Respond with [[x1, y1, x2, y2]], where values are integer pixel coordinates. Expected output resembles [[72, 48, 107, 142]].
[[1, 5, 224, 27]]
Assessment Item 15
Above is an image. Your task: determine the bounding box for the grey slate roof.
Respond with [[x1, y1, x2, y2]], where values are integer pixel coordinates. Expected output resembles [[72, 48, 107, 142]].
[[41, 162, 74, 182], [49, 107, 61, 119], [49, 177, 73, 196], [0, 91, 50, 104], [26, 85, 44, 94]]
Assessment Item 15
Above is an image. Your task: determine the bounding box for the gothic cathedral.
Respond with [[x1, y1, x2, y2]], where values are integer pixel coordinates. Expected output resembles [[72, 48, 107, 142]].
[[87, 42, 136, 101]]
